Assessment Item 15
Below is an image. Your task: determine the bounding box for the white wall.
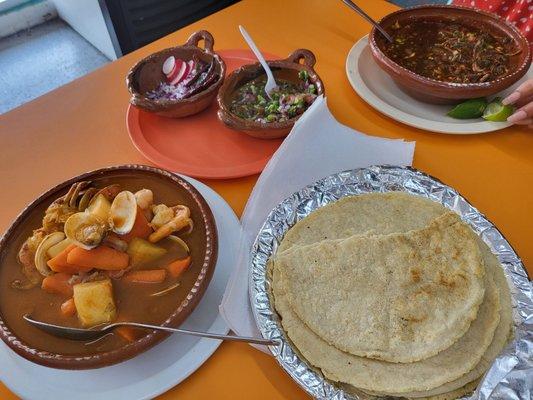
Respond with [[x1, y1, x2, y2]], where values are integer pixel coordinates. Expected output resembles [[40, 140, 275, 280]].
[[0, 0, 57, 38], [52, 0, 118, 60]]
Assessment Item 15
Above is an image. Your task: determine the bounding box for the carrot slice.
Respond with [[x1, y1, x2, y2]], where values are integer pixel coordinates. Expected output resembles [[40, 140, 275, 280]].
[[123, 269, 166, 283], [119, 207, 153, 242], [42, 273, 73, 297], [67, 245, 129, 270], [115, 326, 139, 342], [167, 256, 191, 278], [60, 298, 76, 317], [47, 244, 92, 274]]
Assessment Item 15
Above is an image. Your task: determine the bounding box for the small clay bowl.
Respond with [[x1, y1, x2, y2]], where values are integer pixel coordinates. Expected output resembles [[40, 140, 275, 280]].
[[126, 30, 226, 118], [369, 5, 531, 104], [0, 165, 218, 369], [217, 49, 324, 139]]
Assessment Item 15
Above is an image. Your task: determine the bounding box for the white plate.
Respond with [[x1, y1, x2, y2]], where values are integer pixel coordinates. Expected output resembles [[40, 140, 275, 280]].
[[346, 35, 532, 134], [0, 176, 240, 400]]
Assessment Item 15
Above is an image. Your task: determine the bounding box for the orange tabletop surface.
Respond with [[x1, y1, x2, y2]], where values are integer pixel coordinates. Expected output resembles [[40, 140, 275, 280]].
[[0, 0, 531, 398]]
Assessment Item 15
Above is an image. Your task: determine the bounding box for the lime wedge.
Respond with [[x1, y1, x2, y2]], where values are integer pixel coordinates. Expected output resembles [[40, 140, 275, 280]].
[[447, 98, 487, 119], [482, 97, 514, 122]]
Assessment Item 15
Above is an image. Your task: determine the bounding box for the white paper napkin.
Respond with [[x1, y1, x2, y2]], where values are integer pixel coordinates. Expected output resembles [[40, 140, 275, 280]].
[[219, 96, 415, 341]]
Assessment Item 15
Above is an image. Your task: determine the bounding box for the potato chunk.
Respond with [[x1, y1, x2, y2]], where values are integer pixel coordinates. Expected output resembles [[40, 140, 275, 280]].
[[127, 237, 166, 267], [73, 279, 116, 327]]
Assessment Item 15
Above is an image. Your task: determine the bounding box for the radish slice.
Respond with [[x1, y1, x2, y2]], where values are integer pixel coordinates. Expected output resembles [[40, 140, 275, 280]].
[[166, 59, 184, 82], [170, 61, 189, 85], [180, 60, 196, 84], [165, 63, 177, 79], [162, 56, 175, 75], [185, 60, 196, 81]]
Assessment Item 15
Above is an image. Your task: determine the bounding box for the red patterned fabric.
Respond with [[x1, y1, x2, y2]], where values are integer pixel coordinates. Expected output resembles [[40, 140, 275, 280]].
[[452, 0, 533, 42]]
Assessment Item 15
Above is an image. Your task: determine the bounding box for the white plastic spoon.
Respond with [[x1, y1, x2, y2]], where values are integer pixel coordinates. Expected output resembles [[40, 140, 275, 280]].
[[238, 25, 278, 98]]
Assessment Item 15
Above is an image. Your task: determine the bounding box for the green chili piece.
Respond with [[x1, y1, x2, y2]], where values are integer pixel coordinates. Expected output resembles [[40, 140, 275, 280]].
[[257, 94, 267, 105], [298, 70, 309, 81], [265, 101, 279, 114], [287, 106, 297, 117]]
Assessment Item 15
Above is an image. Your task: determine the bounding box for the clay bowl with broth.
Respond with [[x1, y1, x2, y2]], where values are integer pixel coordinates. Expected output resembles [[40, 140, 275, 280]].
[[369, 5, 531, 104]]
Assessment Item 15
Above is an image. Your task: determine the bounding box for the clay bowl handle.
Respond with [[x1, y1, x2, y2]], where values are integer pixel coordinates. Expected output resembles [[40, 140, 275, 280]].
[[185, 30, 215, 53], [283, 49, 317, 69]]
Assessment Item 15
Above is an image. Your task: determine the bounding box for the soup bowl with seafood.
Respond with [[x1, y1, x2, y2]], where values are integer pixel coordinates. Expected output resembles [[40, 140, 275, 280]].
[[0, 165, 217, 369], [369, 5, 531, 104]]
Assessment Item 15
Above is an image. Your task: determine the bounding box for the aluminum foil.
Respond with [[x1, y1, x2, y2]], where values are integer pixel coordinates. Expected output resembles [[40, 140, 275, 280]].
[[249, 165, 533, 400]]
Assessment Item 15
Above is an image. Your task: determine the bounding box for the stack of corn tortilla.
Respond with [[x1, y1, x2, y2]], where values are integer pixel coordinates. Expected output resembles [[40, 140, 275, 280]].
[[270, 192, 513, 399]]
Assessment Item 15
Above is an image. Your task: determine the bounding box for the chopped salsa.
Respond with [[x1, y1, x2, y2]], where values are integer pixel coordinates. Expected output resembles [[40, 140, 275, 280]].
[[381, 19, 520, 84], [229, 70, 317, 123]]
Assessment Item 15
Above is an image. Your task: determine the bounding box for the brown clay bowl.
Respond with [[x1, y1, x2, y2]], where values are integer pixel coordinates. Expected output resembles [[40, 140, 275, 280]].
[[217, 49, 325, 139], [0, 165, 218, 369], [369, 5, 531, 104], [126, 30, 226, 118]]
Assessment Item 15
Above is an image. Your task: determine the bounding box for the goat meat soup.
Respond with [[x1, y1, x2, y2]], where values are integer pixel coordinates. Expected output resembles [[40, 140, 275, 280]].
[[379, 18, 521, 84], [0, 173, 209, 355]]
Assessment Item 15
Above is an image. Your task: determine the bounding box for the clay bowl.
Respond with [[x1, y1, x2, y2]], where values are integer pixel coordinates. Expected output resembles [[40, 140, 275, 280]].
[[126, 30, 226, 118], [369, 5, 531, 104], [217, 49, 324, 139], [0, 165, 218, 369]]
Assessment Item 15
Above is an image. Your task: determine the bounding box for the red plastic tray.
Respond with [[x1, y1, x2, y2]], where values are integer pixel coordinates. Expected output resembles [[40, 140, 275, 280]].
[[127, 49, 283, 179]]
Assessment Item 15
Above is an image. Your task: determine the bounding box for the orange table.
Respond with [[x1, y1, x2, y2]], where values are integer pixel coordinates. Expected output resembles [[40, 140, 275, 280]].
[[0, 0, 531, 398]]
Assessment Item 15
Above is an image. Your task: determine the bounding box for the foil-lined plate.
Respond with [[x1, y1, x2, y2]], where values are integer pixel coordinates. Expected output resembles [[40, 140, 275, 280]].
[[249, 165, 532, 400]]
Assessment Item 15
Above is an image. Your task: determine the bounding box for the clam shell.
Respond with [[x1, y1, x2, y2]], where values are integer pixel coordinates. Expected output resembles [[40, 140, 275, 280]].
[[34, 231, 65, 276], [109, 191, 137, 235], [77, 187, 98, 211], [64, 212, 106, 250], [167, 235, 190, 253]]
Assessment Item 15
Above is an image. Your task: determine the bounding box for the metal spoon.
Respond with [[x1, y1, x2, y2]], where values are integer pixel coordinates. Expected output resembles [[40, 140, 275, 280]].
[[23, 314, 277, 346], [340, 0, 393, 43], [238, 25, 278, 98]]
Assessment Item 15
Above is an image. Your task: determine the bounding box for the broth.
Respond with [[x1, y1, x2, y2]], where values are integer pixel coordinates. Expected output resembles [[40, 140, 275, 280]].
[[380, 19, 519, 83]]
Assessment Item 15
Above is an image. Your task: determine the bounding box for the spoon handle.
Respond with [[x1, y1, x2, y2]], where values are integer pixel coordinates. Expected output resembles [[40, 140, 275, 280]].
[[111, 322, 277, 346], [341, 0, 393, 43], [238, 25, 276, 84]]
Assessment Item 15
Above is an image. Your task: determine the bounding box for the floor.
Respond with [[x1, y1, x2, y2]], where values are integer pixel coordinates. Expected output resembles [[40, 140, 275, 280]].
[[0, 18, 109, 114]]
